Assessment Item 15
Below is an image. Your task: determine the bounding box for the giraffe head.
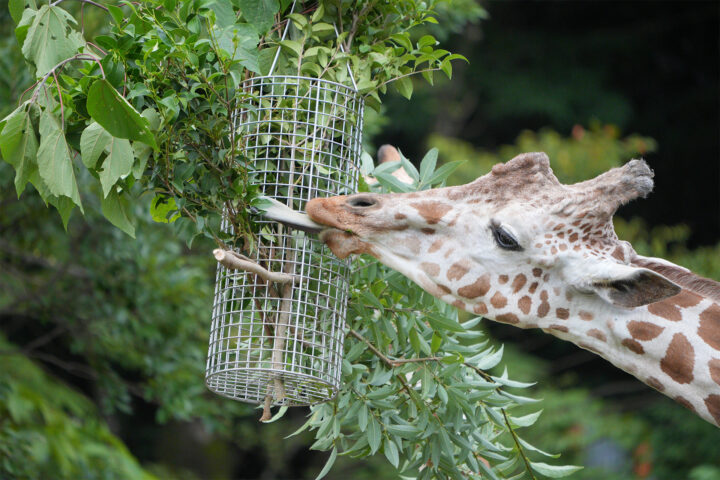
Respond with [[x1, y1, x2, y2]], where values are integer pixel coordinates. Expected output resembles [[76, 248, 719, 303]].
[[306, 152, 681, 321]]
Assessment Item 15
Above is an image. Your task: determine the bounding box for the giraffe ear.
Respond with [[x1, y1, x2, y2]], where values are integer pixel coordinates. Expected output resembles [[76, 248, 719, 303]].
[[585, 262, 681, 308]]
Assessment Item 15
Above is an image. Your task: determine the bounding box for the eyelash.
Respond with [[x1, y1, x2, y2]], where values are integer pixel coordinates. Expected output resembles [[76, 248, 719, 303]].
[[491, 223, 523, 251]]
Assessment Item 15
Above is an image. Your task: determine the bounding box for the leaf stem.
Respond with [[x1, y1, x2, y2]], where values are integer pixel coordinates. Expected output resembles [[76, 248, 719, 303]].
[[50, 0, 109, 12], [502, 409, 537, 480]]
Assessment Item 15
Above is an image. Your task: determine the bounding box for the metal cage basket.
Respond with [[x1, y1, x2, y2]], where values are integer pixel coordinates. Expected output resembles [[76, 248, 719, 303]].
[[205, 74, 364, 406]]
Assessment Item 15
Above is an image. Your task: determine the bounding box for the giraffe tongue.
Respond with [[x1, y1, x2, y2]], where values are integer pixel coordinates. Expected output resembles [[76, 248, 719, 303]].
[[253, 197, 324, 234]]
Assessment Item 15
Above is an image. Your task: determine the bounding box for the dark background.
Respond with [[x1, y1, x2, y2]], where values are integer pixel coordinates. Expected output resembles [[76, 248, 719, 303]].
[[379, 0, 719, 247]]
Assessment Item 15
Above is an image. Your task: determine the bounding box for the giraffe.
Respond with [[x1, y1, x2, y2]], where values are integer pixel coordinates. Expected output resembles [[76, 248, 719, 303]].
[[304, 150, 720, 427]]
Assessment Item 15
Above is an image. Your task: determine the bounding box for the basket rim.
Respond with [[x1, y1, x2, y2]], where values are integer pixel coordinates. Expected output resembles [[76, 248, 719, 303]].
[[205, 367, 340, 406], [240, 74, 362, 96]]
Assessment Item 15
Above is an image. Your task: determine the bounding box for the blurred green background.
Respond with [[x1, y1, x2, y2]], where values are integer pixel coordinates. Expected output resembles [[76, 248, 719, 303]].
[[1, 1, 718, 479]]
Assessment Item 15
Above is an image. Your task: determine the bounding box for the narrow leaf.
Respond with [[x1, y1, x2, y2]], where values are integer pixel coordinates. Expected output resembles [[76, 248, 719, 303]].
[[315, 447, 337, 480], [529, 462, 583, 478], [419, 148, 438, 185], [384, 439, 399, 468], [425, 160, 465, 186]]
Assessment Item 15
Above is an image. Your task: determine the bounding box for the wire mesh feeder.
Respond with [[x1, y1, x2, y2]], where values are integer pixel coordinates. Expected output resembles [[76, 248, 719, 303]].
[[205, 74, 364, 408]]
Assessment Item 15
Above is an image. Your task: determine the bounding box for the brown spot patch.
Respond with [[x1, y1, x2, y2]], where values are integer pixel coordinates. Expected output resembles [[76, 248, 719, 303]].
[[699, 304, 720, 351], [611, 246, 625, 261], [709, 358, 720, 386], [660, 333, 695, 384], [646, 376, 665, 392], [452, 299, 466, 310], [549, 324, 569, 333], [559, 244, 567, 251], [705, 394, 720, 424], [532, 268, 543, 278], [428, 239, 445, 254], [647, 302, 682, 322], [537, 301, 550, 318], [496, 313, 519, 324], [490, 292, 508, 309], [512, 274, 527, 293], [627, 321, 664, 341], [446, 261, 470, 282], [421, 262, 441, 277], [473, 302, 488, 315], [528, 282, 539, 294], [499, 275, 509, 284], [438, 284, 452, 295], [587, 329, 607, 342], [458, 275, 491, 299], [540, 290, 549, 301], [556, 308, 570, 320], [579, 310, 594, 321], [622, 338, 645, 354], [518, 296, 532, 315], [402, 236, 421, 255], [569, 232, 579, 242], [675, 396, 696, 413], [666, 290, 702, 308], [410, 201, 453, 224], [420, 228, 435, 235], [621, 338, 645, 355], [394, 213, 407, 220]]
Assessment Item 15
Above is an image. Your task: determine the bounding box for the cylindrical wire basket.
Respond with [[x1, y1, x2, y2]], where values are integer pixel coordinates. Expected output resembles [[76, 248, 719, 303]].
[[205, 75, 364, 406]]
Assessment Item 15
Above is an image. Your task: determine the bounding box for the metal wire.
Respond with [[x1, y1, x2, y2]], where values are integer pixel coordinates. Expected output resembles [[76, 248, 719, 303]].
[[206, 75, 364, 406]]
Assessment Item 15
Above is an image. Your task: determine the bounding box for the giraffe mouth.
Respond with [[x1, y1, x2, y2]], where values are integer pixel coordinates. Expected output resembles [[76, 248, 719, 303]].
[[306, 198, 376, 259]]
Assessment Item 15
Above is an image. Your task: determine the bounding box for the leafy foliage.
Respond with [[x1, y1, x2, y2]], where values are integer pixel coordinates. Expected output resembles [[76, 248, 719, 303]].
[[2, 0, 464, 249]]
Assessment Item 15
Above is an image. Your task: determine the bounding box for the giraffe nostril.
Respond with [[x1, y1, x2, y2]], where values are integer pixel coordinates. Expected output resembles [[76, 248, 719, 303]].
[[347, 195, 377, 208]]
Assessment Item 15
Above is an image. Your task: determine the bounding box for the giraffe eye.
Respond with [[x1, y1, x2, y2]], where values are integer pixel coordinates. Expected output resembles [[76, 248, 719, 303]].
[[491, 224, 522, 251]]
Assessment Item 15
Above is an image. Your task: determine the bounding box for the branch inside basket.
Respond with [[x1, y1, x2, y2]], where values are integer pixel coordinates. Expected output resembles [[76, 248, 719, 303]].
[[213, 249, 295, 284]]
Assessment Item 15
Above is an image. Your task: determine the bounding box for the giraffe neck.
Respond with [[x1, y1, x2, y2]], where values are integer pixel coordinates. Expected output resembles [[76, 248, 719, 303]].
[[534, 288, 720, 426], [403, 254, 720, 427]]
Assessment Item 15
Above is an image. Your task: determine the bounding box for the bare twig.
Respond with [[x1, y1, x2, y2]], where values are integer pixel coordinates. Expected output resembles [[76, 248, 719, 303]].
[[50, 0, 109, 12], [213, 249, 295, 284]]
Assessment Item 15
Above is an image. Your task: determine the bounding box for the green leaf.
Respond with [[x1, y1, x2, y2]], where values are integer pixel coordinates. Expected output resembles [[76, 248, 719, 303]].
[[315, 447, 336, 480], [509, 410, 543, 428], [529, 462, 583, 478], [80, 122, 111, 169], [419, 148, 438, 185], [278, 40, 303, 57], [238, 0, 278, 35], [99, 136, 133, 197], [101, 189, 135, 237], [425, 160, 465, 186], [394, 76, 413, 100], [151, 196, 180, 223], [367, 416, 381, 454], [262, 405, 288, 423], [0, 102, 39, 196], [21, 5, 85, 77], [474, 345, 504, 370], [384, 439, 399, 468], [87, 79, 157, 149], [37, 109, 82, 211], [208, 0, 234, 28], [427, 313, 465, 333], [373, 171, 413, 193], [107, 4, 124, 26], [8, 0, 33, 24]]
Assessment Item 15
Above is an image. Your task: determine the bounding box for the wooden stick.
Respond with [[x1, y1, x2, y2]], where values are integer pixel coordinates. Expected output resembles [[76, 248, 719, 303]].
[[213, 249, 295, 284]]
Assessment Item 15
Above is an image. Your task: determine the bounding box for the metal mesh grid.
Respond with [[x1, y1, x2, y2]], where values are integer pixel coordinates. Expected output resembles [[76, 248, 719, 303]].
[[206, 75, 364, 406]]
